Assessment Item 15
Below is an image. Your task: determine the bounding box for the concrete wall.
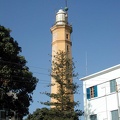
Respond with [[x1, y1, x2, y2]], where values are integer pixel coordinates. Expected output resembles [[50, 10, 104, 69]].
[[82, 65, 120, 120]]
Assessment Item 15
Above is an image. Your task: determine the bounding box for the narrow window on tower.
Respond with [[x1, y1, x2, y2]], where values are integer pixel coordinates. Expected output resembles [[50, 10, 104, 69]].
[[66, 34, 69, 39], [67, 45, 69, 52]]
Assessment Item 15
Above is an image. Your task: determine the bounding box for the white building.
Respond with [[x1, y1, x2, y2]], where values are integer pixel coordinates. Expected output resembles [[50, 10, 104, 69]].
[[81, 64, 120, 120]]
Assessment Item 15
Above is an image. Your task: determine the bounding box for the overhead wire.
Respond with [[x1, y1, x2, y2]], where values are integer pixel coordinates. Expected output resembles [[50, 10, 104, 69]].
[[0, 60, 84, 87], [28, 65, 50, 71]]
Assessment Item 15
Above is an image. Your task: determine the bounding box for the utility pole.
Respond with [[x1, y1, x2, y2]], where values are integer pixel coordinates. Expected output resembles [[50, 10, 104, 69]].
[[116, 82, 120, 120], [85, 82, 88, 120], [65, 0, 67, 7], [85, 52, 88, 76], [102, 87, 108, 120]]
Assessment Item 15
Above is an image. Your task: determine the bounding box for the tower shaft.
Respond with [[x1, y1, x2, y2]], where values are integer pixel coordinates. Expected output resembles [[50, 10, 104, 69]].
[[50, 9, 73, 108]]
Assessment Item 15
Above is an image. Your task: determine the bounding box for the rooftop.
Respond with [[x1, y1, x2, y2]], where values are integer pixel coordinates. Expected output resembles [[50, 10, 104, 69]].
[[80, 64, 120, 81]]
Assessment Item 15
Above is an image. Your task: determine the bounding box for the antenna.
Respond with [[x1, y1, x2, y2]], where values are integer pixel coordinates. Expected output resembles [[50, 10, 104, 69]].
[[64, 0, 68, 11], [65, 0, 68, 7], [85, 52, 88, 75]]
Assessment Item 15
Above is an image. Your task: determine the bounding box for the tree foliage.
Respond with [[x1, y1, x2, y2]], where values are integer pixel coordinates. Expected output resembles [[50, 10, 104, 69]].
[[25, 107, 83, 120], [25, 51, 84, 120], [40, 51, 83, 119], [0, 25, 38, 118]]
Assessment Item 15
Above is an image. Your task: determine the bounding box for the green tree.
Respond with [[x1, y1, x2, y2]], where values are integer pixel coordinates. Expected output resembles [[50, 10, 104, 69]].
[[0, 25, 38, 118], [40, 51, 83, 119], [25, 107, 83, 120], [25, 51, 83, 120], [25, 108, 50, 120]]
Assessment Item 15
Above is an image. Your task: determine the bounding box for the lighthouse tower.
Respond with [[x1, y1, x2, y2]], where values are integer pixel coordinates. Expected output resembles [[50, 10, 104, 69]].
[[50, 8, 73, 105], [51, 9, 72, 54]]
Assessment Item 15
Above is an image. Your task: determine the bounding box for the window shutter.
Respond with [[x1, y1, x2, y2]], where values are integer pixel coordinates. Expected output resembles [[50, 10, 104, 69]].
[[94, 85, 98, 97], [111, 110, 118, 120], [110, 79, 116, 93], [90, 114, 97, 120], [86, 88, 90, 99]]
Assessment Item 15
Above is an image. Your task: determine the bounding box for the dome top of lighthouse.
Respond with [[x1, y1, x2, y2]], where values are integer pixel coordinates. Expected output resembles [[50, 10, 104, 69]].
[[55, 9, 68, 25], [57, 9, 65, 14]]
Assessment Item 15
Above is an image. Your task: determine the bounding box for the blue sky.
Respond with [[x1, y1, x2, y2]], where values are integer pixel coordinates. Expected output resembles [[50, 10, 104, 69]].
[[0, 0, 120, 119]]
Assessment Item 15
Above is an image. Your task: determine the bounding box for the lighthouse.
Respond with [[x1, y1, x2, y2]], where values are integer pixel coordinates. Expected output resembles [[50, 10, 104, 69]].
[[51, 9, 72, 54], [50, 8, 73, 107]]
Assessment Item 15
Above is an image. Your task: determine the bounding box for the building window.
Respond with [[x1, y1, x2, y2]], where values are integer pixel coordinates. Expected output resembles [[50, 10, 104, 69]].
[[111, 110, 118, 120], [86, 85, 98, 99], [90, 114, 97, 120], [110, 79, 116, 93], [67, 45, 69, 52], [0, 110, 6, 119], [66, 34, 69, 39]]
